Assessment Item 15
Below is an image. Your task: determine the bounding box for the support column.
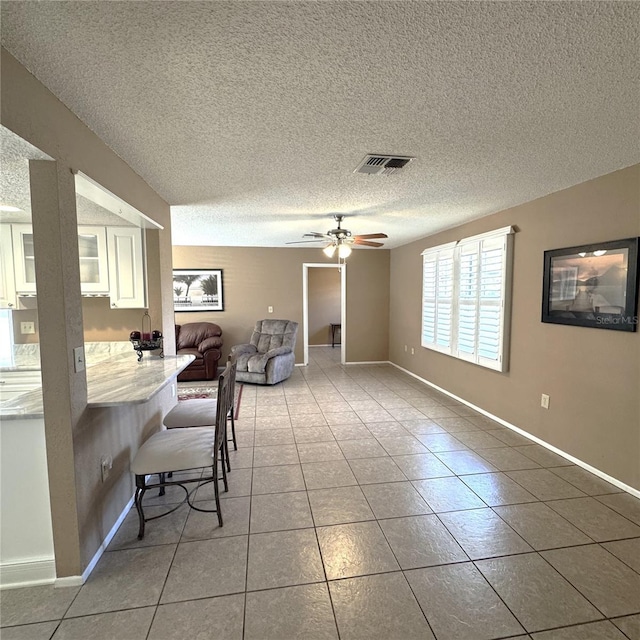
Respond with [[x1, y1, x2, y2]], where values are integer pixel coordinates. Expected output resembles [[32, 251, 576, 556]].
[[29, 160, 86, 579]]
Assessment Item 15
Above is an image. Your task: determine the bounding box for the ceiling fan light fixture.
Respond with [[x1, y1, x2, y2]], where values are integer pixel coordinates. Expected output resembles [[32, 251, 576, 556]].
[[323, 244, 337, 258], [338, 243, 352, 259]]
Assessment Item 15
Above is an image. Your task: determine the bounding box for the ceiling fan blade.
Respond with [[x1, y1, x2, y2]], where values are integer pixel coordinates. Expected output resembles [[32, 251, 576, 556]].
[[285, 239, 328, 244], [353, 233, 388, 240], [303, 232, 330, 238], [353, 239, 384, 247]]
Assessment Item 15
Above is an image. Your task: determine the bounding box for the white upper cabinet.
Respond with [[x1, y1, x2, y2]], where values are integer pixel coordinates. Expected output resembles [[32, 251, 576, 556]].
[[11, 224, 36, 294], [0, 226, 17, 309], [76, 226, 110, 293], [107, 227, 146, 309]]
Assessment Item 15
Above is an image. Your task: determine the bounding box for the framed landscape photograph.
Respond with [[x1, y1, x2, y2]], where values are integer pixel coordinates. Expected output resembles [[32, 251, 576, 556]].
[[542, 237, 639, 332], [173, 269, 224, 312]]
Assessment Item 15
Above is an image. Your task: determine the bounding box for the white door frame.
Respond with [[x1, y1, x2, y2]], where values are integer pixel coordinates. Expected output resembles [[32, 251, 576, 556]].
[[302, 263, 346, 366]]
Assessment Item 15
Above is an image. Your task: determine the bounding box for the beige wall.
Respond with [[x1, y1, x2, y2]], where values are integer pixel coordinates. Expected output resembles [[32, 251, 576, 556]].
[[172, 246, 390, 363], [390, 165, 640, 490], [1, 48, 175, 577], [308, 267, 341, 345]]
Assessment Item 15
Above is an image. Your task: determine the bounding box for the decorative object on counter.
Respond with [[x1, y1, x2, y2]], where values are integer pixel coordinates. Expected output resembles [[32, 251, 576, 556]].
[[175, 322, 223, 381], [129, 312, 164, 361], [173, 268, 224, 312]]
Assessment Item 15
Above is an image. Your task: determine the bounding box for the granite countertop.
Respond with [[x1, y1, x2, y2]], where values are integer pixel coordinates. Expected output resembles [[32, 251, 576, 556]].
[[0, 353, 194, 419]]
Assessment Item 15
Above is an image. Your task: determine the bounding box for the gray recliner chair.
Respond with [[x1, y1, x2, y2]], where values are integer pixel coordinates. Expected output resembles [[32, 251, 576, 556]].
[[230, 319, 298, 385]]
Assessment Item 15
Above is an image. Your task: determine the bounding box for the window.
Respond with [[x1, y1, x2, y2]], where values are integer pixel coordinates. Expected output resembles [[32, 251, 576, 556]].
[[421, 226, 514, 372]]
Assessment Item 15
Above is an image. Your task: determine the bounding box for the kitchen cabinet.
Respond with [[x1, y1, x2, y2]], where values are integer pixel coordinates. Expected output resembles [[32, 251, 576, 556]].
[[0, 225, 17, 309], [107, 227, 146, 308], [3, 224, 146, 308]]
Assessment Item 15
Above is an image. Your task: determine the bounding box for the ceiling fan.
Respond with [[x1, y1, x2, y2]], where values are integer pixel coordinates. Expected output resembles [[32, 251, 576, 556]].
[[286, 215, 388, 259]]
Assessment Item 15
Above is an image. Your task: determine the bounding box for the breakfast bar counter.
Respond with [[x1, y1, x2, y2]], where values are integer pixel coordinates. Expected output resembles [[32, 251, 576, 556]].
[[0, 353, 194, 419]]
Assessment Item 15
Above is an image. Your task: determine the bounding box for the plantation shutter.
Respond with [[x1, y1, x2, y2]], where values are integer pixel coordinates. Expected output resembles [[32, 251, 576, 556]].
[[421, 227, 513, 372], [421, 243, 456, 354]]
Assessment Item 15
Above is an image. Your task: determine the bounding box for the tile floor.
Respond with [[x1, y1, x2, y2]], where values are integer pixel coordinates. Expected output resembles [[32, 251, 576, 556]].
[[2, 347, 640, 639]]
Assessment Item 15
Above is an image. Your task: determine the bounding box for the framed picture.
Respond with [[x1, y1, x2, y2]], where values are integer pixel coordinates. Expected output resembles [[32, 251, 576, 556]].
[[542, 237, 639, 332], [173, 269, 224, 312]]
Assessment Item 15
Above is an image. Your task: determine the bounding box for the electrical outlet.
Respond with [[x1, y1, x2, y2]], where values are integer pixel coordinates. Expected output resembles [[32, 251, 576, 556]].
[[100, 455, 113, 482], [541, 394, 550, 409], [411, 347, 415, 355], [73, 346, 85, 373], [20, 321, 35, 334], [268, 306, 273, 313]]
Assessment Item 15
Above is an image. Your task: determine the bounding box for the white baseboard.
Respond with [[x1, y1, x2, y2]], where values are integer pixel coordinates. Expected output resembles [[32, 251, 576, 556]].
[[0, 557, 56, 590], [390, 362, 640, 499], [345, 360, 389, 366], [309, 344, 332, 347]]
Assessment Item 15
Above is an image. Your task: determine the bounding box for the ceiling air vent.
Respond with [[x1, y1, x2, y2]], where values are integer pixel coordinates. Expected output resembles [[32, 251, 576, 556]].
[[354, 154, 414, 176]]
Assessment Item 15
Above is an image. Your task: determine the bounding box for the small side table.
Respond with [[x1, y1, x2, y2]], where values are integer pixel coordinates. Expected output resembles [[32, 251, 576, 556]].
[[330, 323, 341, 348]]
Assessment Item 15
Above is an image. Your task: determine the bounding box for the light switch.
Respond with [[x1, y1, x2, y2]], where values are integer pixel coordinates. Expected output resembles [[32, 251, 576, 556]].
[[268, 306, 274, 313], [74, 346, 85, 373]]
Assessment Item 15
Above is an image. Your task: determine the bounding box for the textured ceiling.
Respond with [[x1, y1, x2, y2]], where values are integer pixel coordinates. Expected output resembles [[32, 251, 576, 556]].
[[1, 1, 638, 249]]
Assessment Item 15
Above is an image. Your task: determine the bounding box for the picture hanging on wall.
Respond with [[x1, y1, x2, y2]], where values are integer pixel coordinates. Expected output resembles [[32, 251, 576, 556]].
[[541, 237, 639, 332], [173, 269, 224, 312]]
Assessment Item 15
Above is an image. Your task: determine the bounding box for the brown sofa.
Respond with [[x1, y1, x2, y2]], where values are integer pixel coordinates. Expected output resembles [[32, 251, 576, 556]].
[[175, 322, 223, 381]]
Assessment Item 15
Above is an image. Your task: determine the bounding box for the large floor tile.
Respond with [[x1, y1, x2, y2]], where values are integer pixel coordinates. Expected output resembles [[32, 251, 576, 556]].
[[430, 416, 479, 433], [149, 594, 244, 640], [603, 537, 640, 572], [227, 447, 254, 469], [406, 562, 524, 640], [379, 514, 468, 568], [612, 614, 640, 640], [400, 419, 446, 435], [475, 446, 542, 471], [438, 508, 532, 559], [596, 492, 640, 526], [293, 426, 335, 443], [250, 491, 313, 533], [412, 476, 486, 512], [493, 502, 593, 550], [181, 497, 250, 540], [453, 430, 508, 449], [391, 453, 453, 480], [196, 467, 253, 499], [329, 572, 434, 640], [254, 428, 295, 446], [347, 457, 406, 484], [376, 436, 428, 456], [252, 463, 305, 494], [108, 504, 188, 550], [550, 466, 622, 496], [302, 460, 358, 489], [53, 607, 155, 640], [364, 422, 411, 438], [244, 583, 338, 640], [297, 441, 346, 463], [0, 585, 78, 627], [415, 433, 467, 452], [317, 521, 399, 579], [461, 472, 538, 506], [67, 545, 175, 617], [530, 620, 630, 639], [160, 536, 247, 603], [337, 438, 388, 459], [476, 553, 603, 633], [1, 621, 59, 640], [360, 481, 431, 519], [506, 469, 587, 501], [514, 445, 573, 468], [329, 424, 374, 440], [253, 444, 300, 467], [247, 528, 324, 591], [541, 544, 640, 617], [546, 497, 640, 541], [308, 485, 375, 526], [490, 429, 535, 447], [434, 450, 498, 475]]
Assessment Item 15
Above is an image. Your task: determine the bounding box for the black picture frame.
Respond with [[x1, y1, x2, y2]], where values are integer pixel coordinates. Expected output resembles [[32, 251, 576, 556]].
[[542, 237, 639, 332], [173, 269, 224, 312]]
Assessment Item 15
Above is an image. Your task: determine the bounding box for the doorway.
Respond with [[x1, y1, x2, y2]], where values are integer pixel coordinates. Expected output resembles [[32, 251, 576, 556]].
[[302, 263, 346, 365]]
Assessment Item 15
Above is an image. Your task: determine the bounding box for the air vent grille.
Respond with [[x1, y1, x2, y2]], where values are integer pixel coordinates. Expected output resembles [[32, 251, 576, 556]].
[[355, 154, 414, 176]]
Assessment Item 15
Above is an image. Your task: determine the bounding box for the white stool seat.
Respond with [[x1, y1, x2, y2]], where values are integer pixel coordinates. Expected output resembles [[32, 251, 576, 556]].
[[163, 399, 216, 428], [132, 427, 214, 475]]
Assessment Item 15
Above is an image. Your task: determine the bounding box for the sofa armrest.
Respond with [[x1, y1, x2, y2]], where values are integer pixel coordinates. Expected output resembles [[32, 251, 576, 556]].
[[230, 343, 257, 356], [198, 336, 223, 353], [264, 346, 292, 358]]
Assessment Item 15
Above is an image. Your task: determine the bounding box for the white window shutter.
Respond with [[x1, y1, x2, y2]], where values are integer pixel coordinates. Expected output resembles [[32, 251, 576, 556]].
[[422, 244, 455, 354]]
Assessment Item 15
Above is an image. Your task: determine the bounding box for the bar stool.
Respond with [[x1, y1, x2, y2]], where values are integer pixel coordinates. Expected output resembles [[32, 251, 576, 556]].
[[131, 362, 232, 539]]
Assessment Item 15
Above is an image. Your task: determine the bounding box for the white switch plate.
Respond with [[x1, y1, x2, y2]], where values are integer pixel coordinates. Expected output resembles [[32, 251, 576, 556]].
[[541, 394, 550, 409], [20, 321, 35, 334], [268, 306, 273, 313], [73, 346, 85, 373]]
